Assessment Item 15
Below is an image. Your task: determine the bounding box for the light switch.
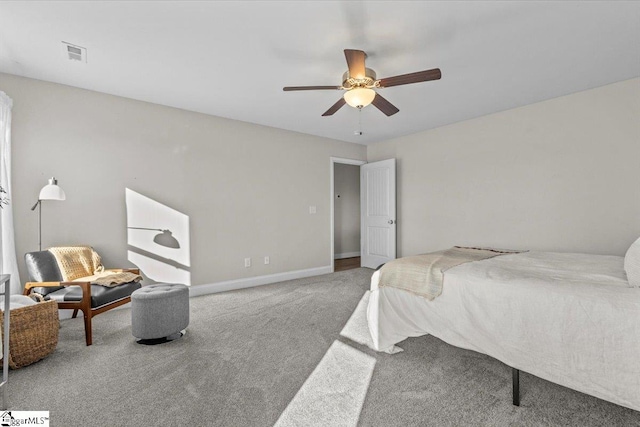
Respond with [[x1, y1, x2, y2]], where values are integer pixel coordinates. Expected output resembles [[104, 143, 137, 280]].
[[309, 206, 317, 214]]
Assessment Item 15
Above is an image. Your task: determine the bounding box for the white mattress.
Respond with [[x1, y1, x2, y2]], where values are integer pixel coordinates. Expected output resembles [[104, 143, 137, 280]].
[[366, 251, 640, 411]]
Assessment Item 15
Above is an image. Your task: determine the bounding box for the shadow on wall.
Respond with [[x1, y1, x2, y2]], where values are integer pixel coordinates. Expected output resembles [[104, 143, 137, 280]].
[[125, 188, 191, 285]]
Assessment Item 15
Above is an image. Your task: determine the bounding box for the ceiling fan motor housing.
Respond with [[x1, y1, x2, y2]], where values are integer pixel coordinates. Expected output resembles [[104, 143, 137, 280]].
[[342, 68, 378, 89]]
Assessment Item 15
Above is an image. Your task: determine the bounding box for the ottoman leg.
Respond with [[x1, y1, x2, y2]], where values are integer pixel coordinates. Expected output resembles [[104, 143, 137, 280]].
[[136, 330, 185, 346]]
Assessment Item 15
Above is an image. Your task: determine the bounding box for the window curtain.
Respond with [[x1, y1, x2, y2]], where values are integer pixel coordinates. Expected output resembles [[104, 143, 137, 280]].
[[0, 91, 21, 293]]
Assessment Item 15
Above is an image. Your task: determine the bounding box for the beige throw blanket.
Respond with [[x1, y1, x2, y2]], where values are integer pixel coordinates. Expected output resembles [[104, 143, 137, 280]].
[[48, 246, 141, 287], [378, 246, 523, 300], [48, 246, 104, 281], [73, 271, 142, 288]]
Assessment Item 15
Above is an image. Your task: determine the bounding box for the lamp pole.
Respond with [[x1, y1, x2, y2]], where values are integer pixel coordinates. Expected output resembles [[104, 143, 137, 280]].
[[30, 199, 43, 251], [31, 177, 66, 251]]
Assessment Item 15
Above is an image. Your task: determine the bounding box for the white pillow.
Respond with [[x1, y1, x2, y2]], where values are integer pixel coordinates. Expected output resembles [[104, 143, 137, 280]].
[[624, 236, 640, 288]]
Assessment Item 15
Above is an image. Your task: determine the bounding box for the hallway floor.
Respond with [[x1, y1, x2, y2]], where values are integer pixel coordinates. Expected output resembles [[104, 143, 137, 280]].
[[334, 257, 361, 272]]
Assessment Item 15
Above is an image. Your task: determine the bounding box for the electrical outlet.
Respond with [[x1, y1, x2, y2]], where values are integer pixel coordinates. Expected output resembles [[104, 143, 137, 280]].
[[309, 205, 317, 214], [244, 258, 251, 268], [264, 256, 270, 265]]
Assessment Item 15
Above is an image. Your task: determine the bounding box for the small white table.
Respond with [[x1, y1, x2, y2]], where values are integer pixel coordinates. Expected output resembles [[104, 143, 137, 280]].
[[0, 274, 10, 410]]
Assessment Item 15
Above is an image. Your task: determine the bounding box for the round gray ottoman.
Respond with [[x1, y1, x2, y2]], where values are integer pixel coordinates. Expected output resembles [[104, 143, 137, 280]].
[[131, 283, 189, 344]]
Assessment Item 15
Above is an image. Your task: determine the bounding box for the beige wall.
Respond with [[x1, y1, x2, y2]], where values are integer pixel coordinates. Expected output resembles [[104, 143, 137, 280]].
[[368, 78, 640, 257], [333, 163, 360, 257], [0, 73, 366, 286], [3, 72, 638, 289]]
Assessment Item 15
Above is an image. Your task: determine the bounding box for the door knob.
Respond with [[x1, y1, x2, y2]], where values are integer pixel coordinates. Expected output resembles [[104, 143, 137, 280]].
[[388, 219, 395, 224]]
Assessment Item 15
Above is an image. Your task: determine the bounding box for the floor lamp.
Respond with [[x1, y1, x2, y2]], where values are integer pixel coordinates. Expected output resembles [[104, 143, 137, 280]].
[[31, 177, 66, 251]]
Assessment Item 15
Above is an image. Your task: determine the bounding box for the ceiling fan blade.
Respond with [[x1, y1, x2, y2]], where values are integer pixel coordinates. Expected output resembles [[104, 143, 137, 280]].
[[344, 49, 366, 79], [283, 85, 342, 91], [378, 68, 441, 88], [322, 98, 346, 116], [371, 93, 399, 116]]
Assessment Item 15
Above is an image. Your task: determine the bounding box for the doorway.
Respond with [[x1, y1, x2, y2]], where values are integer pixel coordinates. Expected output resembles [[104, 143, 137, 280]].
[[330, 157, 366, 272]]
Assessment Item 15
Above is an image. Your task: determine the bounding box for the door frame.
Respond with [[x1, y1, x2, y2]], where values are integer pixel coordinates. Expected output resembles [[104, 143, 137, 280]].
[[330, 157, 366, 273]]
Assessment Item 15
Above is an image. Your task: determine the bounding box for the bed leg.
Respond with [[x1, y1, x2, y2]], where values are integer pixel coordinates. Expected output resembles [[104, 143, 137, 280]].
[[512, 368, 520, 406]]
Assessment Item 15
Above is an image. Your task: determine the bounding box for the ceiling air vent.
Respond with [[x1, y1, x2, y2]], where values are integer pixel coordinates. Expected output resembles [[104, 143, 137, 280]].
[[62, 42, 87, 63]]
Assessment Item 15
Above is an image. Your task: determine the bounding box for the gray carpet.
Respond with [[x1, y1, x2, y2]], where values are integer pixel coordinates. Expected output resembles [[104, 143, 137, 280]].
[[8, 268, 640, 426]]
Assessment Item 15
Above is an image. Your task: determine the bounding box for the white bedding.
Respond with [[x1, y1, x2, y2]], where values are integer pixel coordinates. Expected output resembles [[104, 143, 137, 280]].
[[366, 251, 640, 411]]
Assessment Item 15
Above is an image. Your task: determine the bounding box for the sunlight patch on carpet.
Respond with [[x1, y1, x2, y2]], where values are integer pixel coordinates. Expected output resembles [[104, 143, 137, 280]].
[[274, 340, 375, 427], [339, 292, 375, 348], [339, 291, 403, 354]]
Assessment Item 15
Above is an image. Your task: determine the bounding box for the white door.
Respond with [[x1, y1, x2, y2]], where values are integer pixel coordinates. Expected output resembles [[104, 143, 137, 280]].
[[360, 159, 396, 269]]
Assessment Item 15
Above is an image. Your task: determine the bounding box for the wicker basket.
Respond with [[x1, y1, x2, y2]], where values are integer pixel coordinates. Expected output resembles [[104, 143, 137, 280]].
[[0, 300, 59, 369]]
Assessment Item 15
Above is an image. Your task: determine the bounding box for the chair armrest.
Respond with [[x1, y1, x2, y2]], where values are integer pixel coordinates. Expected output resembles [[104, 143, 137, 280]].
[[24, 282, 62, 295], [105, 268, 140, 275], [24, 281, 92, 297]]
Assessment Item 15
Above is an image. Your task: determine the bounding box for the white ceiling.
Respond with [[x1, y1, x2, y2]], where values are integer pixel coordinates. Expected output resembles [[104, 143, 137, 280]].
[[0, 1, 638, 145]]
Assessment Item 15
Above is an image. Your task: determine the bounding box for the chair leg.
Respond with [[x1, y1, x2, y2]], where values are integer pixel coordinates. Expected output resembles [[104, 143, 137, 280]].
[[83, 310, 93, 346], [72, 309, 79, 318]]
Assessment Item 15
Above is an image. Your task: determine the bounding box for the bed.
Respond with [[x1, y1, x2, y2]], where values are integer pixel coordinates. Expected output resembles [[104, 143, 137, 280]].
[[366, 249, 640, 411]]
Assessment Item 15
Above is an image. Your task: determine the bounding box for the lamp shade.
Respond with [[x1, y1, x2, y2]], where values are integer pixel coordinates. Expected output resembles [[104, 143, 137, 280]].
[[343, 88, 376, 108], [38, 177, 66, 201]]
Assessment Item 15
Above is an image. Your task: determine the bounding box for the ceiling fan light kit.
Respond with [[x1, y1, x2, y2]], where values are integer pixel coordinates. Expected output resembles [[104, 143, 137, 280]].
[[283, 49, 441, 118], [343, 87, 376, 108]]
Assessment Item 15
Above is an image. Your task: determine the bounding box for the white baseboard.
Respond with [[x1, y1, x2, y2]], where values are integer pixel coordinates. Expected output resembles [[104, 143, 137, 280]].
[[59, 266, 332, 321], [188, 265, 333, 297], [334, 252, 360, 260]]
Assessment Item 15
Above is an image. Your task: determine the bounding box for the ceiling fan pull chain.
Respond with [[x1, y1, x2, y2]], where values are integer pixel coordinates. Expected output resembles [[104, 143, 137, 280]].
[[356, 106, 363, 136]]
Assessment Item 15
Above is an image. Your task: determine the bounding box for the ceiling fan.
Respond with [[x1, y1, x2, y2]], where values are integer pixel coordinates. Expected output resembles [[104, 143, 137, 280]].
[[283, 49, 441, 117]]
